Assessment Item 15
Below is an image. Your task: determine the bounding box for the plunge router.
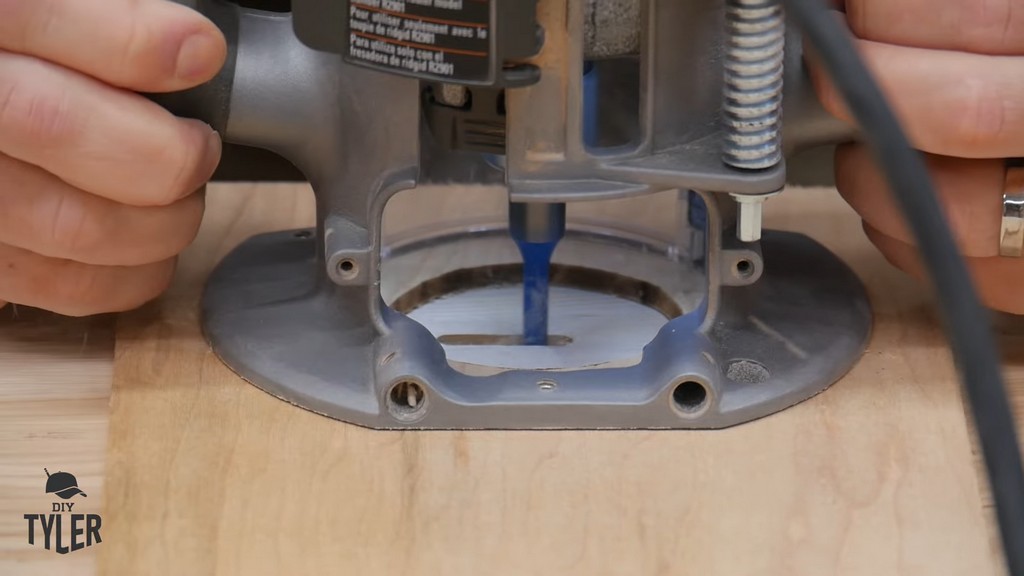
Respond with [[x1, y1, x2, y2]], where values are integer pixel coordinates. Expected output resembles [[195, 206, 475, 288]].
[[157, 0, 872, 429]]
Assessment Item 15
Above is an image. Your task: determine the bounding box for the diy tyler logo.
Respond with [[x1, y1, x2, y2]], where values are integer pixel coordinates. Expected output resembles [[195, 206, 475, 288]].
[[23, 469, 102, 554]]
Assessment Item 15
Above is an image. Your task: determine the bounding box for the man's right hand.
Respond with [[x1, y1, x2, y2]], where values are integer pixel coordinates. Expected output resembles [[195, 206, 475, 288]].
[[0, 0, 226, 316], [810, 0, 1024, 314]]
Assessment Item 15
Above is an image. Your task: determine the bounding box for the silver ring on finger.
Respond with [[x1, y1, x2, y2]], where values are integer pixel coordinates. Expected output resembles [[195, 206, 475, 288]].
[[1000, 162, 1024, 257]]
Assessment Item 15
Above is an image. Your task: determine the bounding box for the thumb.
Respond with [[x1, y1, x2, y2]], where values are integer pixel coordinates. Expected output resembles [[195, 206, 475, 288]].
[[0, 0, 226, 93]]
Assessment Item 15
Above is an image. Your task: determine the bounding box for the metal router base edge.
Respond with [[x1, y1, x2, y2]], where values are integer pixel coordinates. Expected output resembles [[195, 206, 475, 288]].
[[200, 228, 872, 430]]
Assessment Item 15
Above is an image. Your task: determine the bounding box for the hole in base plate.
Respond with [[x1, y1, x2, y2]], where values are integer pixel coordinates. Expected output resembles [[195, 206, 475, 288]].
[[537, 379, 557, 391], [387, 380, 427, 421], [735, 259, 754, 279], [672, 381, 709, 415], [391, 263, 682, 372], [337, 258, 358, 280]]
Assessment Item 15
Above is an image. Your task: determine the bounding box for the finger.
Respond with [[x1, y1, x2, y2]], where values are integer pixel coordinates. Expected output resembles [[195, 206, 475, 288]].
[[0, 52, 222, 207], [846, 0, 1024, 55], [0, 244, 176, 317], [865, 224, 1024, 315], [835, 144, 1005, 257], [0, 154, 205, 266], [0, 0, 226, 92], [810, 34, 1024, 158]]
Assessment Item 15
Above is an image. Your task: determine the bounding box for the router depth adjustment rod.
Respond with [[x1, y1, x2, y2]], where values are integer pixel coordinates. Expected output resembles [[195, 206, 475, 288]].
[[509, 202, 567, 346]]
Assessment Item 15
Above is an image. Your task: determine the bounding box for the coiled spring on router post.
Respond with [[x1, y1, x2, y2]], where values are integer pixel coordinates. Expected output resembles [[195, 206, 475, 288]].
[[722, 0, 785, 170]]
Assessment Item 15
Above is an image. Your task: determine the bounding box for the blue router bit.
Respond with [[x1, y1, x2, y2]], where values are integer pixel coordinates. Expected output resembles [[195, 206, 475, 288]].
[[509, 202, 566, 346], [506, 60, 594, 345]]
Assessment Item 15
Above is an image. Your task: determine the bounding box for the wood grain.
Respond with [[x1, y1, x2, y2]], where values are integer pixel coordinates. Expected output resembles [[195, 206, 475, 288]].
[[0, 306, 113, 576], [93, 183, 1002, 575]]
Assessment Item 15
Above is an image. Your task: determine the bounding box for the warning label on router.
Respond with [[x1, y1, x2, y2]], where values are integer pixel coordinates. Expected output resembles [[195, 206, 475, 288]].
[[345, 0, 492, 82]]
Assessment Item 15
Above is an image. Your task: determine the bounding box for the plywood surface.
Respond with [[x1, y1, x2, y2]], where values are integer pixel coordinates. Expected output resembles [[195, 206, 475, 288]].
[[0, 307, 113, 576], [87, 182, 1004, 575]]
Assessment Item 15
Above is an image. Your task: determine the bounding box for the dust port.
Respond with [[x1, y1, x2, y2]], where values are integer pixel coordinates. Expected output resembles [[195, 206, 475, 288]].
[[386, 379, 428, 422], [671, 380, 710, 416]]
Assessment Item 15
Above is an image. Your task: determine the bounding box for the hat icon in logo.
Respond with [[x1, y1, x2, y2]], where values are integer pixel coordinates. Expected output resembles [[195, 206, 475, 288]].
[[44, 468, 87, 499]]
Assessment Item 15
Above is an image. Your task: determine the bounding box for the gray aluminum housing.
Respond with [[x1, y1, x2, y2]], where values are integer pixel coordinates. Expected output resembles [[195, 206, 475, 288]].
[[161, 0, 871, 429]]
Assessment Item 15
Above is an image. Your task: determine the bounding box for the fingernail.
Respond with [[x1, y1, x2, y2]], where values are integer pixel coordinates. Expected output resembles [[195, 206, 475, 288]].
[[202, 129, 223, 180], [175, 33, 221, 82]]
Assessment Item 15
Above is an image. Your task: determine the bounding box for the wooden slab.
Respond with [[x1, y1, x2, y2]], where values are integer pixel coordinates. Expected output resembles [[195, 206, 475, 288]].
[[98, 183, 997, 575], [0, 306, 113, 576]]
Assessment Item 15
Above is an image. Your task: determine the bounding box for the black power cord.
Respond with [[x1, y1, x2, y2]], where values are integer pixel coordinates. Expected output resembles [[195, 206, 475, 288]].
[[783, 0, 1024, 572]]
